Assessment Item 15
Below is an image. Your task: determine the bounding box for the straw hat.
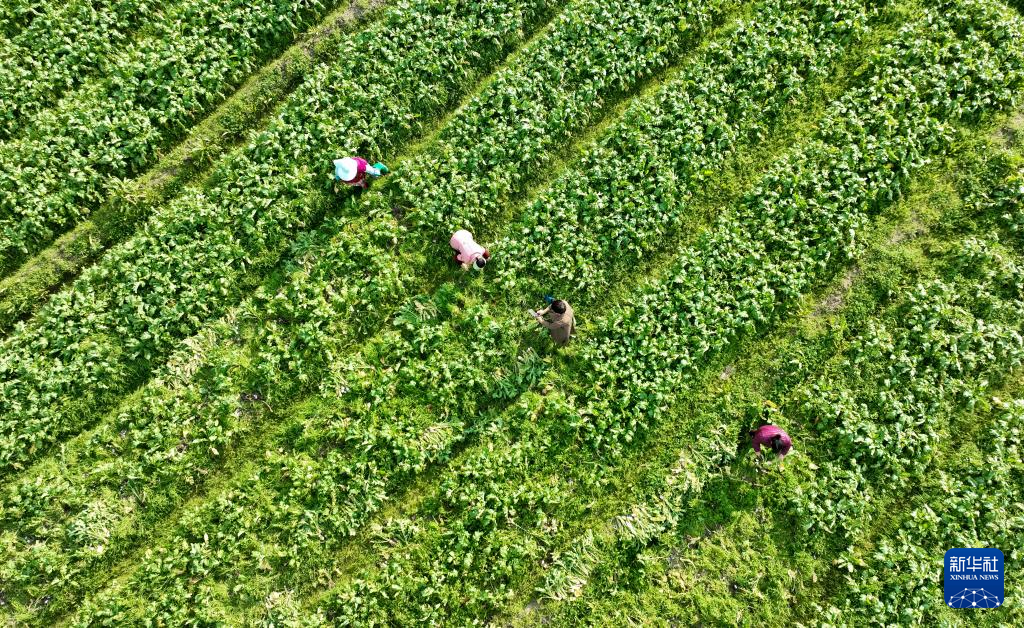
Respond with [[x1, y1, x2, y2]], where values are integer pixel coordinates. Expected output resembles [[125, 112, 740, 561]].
[[333, 157, 359, 182]]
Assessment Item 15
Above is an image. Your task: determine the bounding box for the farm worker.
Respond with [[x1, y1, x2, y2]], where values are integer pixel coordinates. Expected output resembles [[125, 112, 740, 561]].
[[750, 424, 793, 466], [530, 299, 575, 346], [333, 156, 389, 190], [450, 229, 490, 270]]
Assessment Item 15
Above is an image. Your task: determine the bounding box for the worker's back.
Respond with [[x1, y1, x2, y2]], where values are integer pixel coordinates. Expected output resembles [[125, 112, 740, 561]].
[[542, 301, 574, 346], [751, 424, 792, 457]]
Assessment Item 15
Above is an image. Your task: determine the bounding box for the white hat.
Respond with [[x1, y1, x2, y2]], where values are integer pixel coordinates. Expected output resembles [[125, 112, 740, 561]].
[[333, 157, 358, 182]]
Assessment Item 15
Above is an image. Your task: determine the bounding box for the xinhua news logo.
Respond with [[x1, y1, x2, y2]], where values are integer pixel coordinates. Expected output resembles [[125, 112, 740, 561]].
[[944, 548, 1004, 609]]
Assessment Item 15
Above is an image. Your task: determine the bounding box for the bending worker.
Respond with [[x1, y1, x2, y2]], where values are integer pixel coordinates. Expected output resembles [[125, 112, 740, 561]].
[[450, 229, 490, 270], [333, 156, 389, 190], [531, 299, 575, 346], [750, 424, 793, 467]]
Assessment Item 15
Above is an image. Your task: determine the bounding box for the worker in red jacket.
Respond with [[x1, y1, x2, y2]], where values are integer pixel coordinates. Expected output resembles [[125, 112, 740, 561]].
[[750, 424, 793, 467], [333, 156, 389, 190]]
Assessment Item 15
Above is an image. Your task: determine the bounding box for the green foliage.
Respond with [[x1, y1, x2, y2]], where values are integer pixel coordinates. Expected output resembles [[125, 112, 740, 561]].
[[816, 398, 1024, 624], [4, 0, 876, 618], [230, 0, 1024, 623], [301, 3, 1024, 623], [570, 0, 1024, 456], [31, 0, 744, 620], [0, 0, 553, 480], [2, 0, 1023, 624], [494, 0, 875, 300], [0, 0, 740, 581], [521, 112, 1024, 628], [0, 0, 341, 270], [792, 237, 1024, 541], [0, 0, 381, 334], [0, 0, 163, 140], [996, 175, 1024, 239], [0, 0, 45, 37]]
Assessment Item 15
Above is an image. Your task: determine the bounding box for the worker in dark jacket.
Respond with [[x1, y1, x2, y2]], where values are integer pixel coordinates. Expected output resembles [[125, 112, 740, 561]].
[[531, 299, 575, 346], [750, 424, 793, 468]]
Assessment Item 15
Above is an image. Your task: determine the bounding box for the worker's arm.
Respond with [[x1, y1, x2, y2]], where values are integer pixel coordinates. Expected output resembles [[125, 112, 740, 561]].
[[537, 318, 560, 331], [536, 305, 551, 316]]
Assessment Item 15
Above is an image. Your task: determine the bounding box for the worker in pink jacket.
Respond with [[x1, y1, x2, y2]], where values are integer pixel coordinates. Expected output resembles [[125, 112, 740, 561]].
[[449, 229, 490, 270], [750, 424, 793, 467]]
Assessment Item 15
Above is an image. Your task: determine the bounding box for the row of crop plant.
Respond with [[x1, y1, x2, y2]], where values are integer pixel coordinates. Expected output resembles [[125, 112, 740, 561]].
[[529, 164, 1024, 624], [0, 0, 346, 273], [62, 0, 1024, 623], [2, 0, 873, 621], [0, 0, 736, 621], [287, 2, 1024, 624], [0, 0, 558, 480], [0, 0, 387, 334], [0, 0, 737, 477], [0, 0, 166, 140], [817, 395, 1024, 623]]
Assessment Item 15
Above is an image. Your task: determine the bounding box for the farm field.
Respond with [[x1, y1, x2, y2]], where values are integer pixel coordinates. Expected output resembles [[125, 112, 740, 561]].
[[0, 0, 1022, 624]]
